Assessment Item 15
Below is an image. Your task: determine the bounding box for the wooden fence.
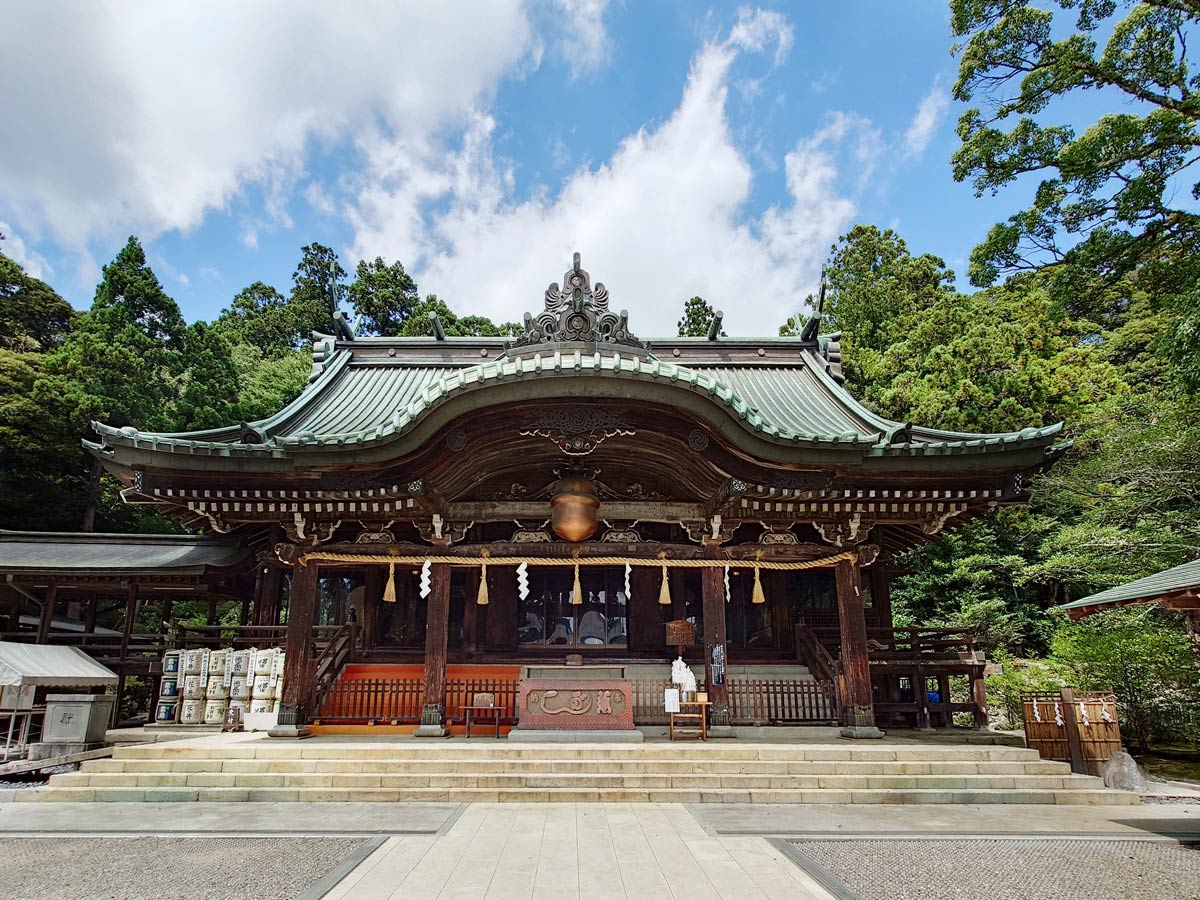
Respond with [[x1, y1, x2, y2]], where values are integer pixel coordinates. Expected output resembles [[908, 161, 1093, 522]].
[[1022, 688, 1122, 776], [316, 676, 519, 724], [630, 679, 837, 725], [318, 676, 837, 726]]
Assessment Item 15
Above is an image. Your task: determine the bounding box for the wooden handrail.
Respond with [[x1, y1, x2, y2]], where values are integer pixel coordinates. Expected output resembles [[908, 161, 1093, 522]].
[[793, 623, 837, 682], [311, 622, 356, 715]]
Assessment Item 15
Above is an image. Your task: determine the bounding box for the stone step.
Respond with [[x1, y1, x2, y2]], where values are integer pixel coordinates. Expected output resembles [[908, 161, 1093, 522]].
[[16, 785, 1140, 805], [52, 770, 1100, 791], [79, 757, 1072, 777], [111, 745, 1044, 763]]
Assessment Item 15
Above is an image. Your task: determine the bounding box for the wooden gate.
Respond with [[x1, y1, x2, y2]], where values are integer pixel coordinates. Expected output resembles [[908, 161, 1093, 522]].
[[1021, 688, 1122, 776]]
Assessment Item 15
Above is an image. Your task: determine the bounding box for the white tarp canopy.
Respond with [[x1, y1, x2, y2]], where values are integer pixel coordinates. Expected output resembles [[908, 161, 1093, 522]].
[[0, 642, 118, 688]]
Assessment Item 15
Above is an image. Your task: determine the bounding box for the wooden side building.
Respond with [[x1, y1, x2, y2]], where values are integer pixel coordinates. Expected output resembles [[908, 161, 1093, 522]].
[[83, 254, 1066, 736]]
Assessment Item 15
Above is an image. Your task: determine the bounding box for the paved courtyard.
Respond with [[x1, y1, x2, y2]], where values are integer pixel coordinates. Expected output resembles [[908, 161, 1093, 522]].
[[0, 800, 1194, 899]]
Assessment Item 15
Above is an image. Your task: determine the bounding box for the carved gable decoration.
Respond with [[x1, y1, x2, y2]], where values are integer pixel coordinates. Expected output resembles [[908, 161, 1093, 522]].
[[505, 252, 650, 355], [521, 405, 635, 456]]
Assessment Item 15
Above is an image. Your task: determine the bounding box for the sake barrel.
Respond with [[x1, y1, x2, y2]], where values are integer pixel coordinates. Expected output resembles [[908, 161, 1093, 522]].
[[182, 649, 206, 675], [154, 700, 179, 723], [180, 699, 205, 725], [161, 650, 182, 675], [252, 648, 275, 676], [229, 674, 250, 700], [207, 649, 228, 677], [181, 674, 206, 700], [159, 676, 179, 699], [251, 674, 274, 699], [205, 677, 229, 699], [203, 699, 228, 725], [249, 698, 273, 715], [229, 650, 252, 676]]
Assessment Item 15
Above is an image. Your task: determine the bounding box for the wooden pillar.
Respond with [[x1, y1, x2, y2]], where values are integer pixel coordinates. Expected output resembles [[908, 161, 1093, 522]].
[[971, 668, 989, 729], [416, 561, 451, 736], [206, 594, 219, 626], [1059, 687, 1087, 774], [262, 566, 284, 627], [871, 566, 894, 629], [362, 565, 384, 652], [701, 542, 730, 727], [37, 583, 57, 644], [275, 558, 319, 736], [119, 583, 139, 659], [84, 593, 98, 634], [835, 557, 881, 737]]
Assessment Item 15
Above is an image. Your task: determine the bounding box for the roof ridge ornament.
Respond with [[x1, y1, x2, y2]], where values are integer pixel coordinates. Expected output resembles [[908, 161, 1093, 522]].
[[504, 252, 651, 356]]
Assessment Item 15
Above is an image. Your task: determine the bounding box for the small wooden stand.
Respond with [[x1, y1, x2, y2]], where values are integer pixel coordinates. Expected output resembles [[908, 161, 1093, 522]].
[[669, 697, 710, 742]]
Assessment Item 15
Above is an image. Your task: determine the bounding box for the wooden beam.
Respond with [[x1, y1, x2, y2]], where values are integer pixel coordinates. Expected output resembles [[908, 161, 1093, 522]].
[[835, 558, 880, 737], [448, 500, 706, 522]]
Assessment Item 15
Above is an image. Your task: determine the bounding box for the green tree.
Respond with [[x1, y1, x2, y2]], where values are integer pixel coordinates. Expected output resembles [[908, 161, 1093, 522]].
[[288, 242, 345, 341], [35, 237, 189, 529], [1051, 605, 1200, 750], [0, 254, 75, 351], [348, 257, 421, 336], [214, 282, 296, 357], [176, 322, 239, 431], [231, 345, 310, 422], [818, 226, 955, 389], [677, 296, 724, 337], [397, 295, 518, 338], [951, 0, 1200, 286], [869, 276, 1127, 433]]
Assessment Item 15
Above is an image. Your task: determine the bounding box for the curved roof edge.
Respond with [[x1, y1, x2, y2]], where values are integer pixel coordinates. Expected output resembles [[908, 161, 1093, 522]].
[[90, 346, 1063, 462]]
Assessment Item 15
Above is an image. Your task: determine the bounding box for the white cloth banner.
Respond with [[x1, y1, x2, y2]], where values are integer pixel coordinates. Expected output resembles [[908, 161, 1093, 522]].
[[664, 688, 681, 714]]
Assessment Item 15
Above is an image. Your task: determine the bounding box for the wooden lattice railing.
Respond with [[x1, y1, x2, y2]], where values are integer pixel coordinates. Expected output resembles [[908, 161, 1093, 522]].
[[315, 675, 837, 726]]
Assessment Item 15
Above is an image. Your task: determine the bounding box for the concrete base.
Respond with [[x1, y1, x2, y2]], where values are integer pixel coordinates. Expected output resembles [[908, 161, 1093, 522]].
[[707, 725, 735, 739], [840, 725, 885, 740], [27, 741, 101, 761], [507, 729, 644, 743], [413, 725, 450, 738], [266, 724, 314, 739]]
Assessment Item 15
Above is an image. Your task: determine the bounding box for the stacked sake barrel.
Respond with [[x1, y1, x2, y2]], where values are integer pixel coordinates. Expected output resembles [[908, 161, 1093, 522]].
[[153, 646, 285, 727]]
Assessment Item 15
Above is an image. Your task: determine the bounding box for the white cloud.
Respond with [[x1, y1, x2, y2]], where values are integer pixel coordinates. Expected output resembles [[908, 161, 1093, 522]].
[[348, 11, 865, 335], [0, 1, 534, 279], [903, 77, 950, 159], [552, 0, 613, 77], [0, 223, 53, 281], [304, 182, 337, 217]]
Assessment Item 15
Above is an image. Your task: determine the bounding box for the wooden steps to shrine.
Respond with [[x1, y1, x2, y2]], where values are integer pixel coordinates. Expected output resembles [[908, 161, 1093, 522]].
[[19, 737, 1139, 805]]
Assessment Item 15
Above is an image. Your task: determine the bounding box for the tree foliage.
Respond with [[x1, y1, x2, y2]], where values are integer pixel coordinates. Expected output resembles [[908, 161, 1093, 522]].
[[677, 296, 724, 337], [348, 257, 421, 336]]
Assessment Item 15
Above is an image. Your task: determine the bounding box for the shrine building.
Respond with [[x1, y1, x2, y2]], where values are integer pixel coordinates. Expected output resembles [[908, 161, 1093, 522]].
[[75, 253, 1064, 738]]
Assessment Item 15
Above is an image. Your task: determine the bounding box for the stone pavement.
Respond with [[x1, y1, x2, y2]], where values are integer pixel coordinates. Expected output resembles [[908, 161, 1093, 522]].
[[0, 801, 1195, 899]]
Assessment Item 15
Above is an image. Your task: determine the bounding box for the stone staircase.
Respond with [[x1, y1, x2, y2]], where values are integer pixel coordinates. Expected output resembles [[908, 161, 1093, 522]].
[[16, 735, 1139, 805]]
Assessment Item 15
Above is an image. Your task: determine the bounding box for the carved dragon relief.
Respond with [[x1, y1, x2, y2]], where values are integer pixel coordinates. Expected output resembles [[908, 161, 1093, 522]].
[[504, 253, 650, 354]]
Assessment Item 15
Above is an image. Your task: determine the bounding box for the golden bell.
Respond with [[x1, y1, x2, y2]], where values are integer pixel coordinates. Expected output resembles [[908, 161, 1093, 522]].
[[550, 475, 600, 542]]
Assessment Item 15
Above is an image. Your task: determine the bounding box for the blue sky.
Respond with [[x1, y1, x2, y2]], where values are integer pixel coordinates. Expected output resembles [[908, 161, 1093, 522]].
[[1, 1, 1043, 335]]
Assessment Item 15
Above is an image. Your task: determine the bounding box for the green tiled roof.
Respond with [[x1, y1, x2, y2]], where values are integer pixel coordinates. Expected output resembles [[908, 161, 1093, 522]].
[[90, 344, 1062, 461], [1057, 558, 1200, 616], [0, 530, 250, 575]]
